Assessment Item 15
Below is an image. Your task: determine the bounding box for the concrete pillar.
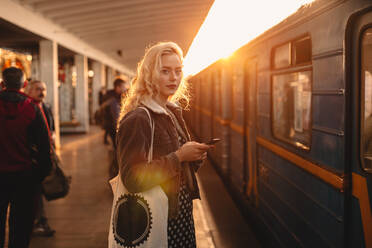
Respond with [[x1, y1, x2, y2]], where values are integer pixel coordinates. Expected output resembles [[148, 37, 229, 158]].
[[107, 67, 114, 89], [74, 54, 89, 133], [30, 54, 40, 81], [59, 63, 73, 123], [39, 40, 60, 149], [92, 61, 106, 114]]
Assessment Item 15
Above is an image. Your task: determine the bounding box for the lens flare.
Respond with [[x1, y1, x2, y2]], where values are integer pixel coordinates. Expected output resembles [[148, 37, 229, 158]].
[[183, 0, 315, 77]]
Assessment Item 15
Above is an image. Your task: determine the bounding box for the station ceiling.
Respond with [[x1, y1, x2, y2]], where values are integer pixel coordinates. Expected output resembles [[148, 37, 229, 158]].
[[3, 0, 214, 73]]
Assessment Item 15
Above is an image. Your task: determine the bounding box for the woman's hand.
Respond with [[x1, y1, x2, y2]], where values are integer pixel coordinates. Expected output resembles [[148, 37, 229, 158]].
[[175, 141, 210, 162]]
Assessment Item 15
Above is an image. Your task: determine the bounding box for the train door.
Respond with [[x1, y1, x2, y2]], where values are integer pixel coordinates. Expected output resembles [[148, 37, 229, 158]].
[[210, 72, 215, 144], [211, 69, 223, 164], [229, 64, 246, 192], [348, 7, 372, 248], [244, 59, 258, 202]]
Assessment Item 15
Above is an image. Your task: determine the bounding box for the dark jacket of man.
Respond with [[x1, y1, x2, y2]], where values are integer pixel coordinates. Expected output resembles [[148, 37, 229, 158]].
[[42, 102, 55, 134], [0, 90, 52, 180], [116, 97, 200, 219]]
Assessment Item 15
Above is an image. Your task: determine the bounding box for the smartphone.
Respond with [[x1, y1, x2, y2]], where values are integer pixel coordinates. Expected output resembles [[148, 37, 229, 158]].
[[206, 138, 221, 145]]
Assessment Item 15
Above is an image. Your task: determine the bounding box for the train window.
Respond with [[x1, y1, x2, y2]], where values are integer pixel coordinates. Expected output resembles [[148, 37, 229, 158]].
[[272, 36, 312, 69], [293, 37, 311, 65], [272, 71, 312, 150], [273, 42, 291, 69], [361, 27, 372, 172]]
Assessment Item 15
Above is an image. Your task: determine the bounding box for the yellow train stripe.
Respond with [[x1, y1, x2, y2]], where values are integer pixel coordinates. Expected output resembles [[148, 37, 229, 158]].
[[256, 136, 345, 191], [214, 115, 230, 126], [230, 121, 244, 135], [352, 173, 372, 248], [194, 105, 212, 117]]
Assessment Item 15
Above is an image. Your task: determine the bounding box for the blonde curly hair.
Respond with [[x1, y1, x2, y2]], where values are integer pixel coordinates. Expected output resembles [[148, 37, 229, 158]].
[[118, 41, 189, 123]]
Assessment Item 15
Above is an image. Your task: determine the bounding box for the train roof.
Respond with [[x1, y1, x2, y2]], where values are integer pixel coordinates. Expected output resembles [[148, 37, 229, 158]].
[[192, 0, 345, 76]]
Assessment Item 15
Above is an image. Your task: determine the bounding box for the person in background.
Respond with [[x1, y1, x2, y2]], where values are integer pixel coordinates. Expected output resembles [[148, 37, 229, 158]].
[[98, 85, 107, 106], [0, 67, 52, 248], [102, 78, 127, 147], [100, 78, 128, 178], [25, 80, 56, 237], [116, 42, 210, 247], [98, 86, 110, 144]]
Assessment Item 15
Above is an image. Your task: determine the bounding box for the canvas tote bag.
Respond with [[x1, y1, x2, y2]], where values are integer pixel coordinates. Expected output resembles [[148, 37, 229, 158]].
[[108, 107, 168, 248]]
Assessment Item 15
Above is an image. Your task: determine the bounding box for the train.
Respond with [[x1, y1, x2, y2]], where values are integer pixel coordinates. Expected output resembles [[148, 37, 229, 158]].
[[185, 0, 372, 247]]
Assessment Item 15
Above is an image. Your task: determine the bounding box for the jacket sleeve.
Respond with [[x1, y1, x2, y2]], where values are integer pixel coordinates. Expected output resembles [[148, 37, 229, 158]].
[[46, 104, 55, 133], [110, 99, 121, 125], [117, 110, 181, 193], [28, 107, 52, 181]]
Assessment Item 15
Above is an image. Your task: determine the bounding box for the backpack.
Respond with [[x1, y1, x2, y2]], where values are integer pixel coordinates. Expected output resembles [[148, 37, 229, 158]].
[[95, 98, 114, 130]]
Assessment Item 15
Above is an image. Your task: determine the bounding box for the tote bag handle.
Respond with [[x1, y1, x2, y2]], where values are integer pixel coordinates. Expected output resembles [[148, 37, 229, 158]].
[[109, 107, 168, 248], [138, 107, 154, 163]]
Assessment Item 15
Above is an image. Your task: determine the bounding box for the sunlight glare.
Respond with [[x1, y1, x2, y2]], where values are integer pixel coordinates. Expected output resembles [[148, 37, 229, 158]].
[[183, 0, 315, 77]]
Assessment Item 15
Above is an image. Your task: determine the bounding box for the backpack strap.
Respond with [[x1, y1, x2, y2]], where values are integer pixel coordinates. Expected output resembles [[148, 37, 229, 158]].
[[138, 107, 154, 163]]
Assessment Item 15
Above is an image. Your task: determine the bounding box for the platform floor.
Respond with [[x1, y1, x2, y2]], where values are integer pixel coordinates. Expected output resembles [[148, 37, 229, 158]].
[[28, 126, 261, 248]]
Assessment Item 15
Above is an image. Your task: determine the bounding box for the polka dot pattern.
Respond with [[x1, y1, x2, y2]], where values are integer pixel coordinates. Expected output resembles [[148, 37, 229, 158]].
[[167, 182, 196, 248]]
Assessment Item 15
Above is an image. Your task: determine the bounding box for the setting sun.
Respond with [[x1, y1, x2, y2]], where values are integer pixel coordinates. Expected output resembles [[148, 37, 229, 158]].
[[183, 0, 315, 77]]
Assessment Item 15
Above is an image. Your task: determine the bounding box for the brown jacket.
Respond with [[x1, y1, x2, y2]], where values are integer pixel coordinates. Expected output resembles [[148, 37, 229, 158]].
[[116, 97, 200, 219]]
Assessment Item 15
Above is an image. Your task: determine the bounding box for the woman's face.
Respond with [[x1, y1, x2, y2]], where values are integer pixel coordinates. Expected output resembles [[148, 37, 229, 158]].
[[157, 53, 182, 99]]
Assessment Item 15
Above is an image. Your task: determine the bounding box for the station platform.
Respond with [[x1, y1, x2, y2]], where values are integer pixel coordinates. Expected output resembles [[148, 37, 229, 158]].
[[28, 126, 261, 248]]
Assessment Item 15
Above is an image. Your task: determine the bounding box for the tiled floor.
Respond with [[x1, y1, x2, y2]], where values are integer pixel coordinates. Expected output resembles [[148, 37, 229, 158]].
[[31, 128, 112, 248]]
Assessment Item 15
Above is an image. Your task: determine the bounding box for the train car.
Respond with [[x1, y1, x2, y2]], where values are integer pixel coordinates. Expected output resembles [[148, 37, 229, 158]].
[[185, 0, 372, 247]]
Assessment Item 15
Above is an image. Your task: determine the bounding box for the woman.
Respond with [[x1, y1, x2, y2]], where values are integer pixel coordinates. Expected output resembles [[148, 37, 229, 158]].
[[116, 41, 210, 247]]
